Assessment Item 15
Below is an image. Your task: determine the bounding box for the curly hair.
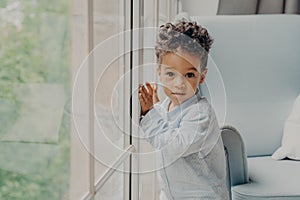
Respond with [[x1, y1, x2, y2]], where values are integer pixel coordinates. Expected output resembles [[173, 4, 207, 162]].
[[155, 20, 213, 71]]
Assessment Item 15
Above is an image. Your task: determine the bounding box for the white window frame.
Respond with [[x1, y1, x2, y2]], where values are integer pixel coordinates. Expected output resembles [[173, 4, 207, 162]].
[[71, 0, 181, 199]]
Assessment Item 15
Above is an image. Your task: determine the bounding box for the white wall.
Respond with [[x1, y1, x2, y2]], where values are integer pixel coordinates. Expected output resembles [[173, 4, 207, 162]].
[[180, 0, 219, 16]]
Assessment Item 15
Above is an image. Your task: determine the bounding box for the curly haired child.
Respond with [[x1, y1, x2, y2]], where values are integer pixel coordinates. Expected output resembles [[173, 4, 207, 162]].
[[138, 20, 229, 200]]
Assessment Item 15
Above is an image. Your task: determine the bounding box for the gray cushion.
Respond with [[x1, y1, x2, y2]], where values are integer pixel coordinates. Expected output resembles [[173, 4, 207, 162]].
[[232, 156, 300, 200]]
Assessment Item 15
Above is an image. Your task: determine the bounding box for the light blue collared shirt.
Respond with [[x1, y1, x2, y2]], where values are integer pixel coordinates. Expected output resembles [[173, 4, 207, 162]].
[[140, 91, 229, 200]]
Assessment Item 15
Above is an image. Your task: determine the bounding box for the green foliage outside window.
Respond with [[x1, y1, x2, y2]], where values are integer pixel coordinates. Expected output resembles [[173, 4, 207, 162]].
[[0, 0, 71, 199]]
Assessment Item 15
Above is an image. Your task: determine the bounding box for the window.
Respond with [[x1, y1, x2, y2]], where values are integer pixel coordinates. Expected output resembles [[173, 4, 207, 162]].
[[0, 0, 188, 199], [0, 0, 70, 199], [70, 0, 183, 199]]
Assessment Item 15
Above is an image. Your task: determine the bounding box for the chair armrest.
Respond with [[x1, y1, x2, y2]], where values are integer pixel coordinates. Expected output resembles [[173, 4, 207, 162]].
[[221, 125, 249, 187]]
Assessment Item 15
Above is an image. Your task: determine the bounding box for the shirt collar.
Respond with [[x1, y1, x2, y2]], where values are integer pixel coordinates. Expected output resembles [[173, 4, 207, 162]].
[[161, 89, 203, 115]]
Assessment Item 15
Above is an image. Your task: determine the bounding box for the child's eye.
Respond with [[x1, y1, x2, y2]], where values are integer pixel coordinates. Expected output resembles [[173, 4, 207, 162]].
[[185, 73, 195, 78], [166, 72, 174, 77]]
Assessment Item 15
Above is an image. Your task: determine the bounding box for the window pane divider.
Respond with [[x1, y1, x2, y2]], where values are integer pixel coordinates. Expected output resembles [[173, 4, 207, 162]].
[[81, 145, 136, 200]]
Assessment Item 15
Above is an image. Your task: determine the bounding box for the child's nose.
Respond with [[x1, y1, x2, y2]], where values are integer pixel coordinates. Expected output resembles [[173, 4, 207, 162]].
[[174, 75, 186, 89]]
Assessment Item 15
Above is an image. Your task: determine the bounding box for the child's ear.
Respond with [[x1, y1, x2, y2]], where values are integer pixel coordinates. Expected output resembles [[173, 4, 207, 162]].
[[199, 68, 208, 84]]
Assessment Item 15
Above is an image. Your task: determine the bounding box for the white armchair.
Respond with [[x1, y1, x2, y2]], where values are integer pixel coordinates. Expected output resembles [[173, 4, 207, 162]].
[[193, 15, 300, 200]]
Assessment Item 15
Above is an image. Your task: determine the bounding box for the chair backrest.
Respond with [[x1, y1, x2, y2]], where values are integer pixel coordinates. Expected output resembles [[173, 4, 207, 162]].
[[193, 15, 300, 156], [221, 125, 248, 199]]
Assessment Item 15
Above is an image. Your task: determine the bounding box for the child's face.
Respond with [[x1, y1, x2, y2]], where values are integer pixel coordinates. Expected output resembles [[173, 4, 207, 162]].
[[158, 51, 207, 106]]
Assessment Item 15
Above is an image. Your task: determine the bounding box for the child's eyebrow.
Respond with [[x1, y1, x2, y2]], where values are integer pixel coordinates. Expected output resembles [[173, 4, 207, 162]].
[[187, 67, 198, 71], [164, 66, 174, 70], [164, 66, 198, 71]]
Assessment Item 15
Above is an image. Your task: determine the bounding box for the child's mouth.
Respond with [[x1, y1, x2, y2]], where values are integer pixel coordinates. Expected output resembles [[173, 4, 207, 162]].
[[172, 92, 185, 96]]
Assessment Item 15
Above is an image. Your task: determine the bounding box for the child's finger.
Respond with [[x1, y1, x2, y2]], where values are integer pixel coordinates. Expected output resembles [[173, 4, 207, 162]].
[[139, 85, 146, 96], [145, 82, 153, 94], [139, 93, 149, 107], [151, 82, 157, 92], [149, 83, 159, 103], [140, 90, 150, 103], [138, 93, 145, 104], [153, 94, 159, 104], [140, 85, 148, 95]]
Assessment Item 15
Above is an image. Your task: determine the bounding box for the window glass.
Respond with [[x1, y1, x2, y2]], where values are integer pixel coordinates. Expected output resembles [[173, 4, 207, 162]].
[[0, 0, 70, 199]]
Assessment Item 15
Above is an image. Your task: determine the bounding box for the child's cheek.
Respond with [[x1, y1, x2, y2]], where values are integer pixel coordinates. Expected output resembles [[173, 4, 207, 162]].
[[162, 79, 173, 91], [163, 85, 172, 94]]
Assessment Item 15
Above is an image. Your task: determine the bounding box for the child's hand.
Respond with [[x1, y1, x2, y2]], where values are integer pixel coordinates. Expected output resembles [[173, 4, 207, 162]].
[[152, 82, 160, 104], [138, 82, 159, 115]]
